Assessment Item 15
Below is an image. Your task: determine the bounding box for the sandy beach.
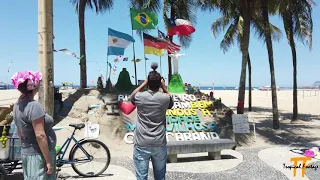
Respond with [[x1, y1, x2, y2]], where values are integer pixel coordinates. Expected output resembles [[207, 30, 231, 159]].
[[202, 89, 320, 116], [2, 88, 320, 179], [2, 88, 320, 150], [3, 89, 320, 112]]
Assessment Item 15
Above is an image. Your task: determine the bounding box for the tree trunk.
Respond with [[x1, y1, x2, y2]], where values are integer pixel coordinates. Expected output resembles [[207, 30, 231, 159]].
[[79, 0, 87, 88], [237, 0, 250, 114], [286, 18, 298, 120], [262, 0, 279, 129], [291, 39, 298, 120], [167, 7, 175, 83], [248, 53, 252, 111]]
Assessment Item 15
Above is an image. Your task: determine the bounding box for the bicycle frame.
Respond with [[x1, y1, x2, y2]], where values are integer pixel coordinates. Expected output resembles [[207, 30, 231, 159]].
[[56, 129, 92, 165]]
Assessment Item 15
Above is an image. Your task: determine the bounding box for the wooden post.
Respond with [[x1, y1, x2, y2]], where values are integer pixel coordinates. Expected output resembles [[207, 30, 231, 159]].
[[38, 0, 54, 117]]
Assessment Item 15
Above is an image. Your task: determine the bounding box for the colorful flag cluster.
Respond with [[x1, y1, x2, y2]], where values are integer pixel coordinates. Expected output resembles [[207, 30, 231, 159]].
[[143, 33, 168, 56], [54, 49, 84, 60], [130, 9, 158, 30], [167, 19, 196, 36], [103, 8, 196, 82], [158, 30, 181, 54], [108, 28, 135, 56], [111, 55, 121, 77]]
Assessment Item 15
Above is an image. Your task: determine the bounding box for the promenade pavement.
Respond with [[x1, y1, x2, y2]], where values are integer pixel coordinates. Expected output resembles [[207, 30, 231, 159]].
[[7, 144, 320, 180]]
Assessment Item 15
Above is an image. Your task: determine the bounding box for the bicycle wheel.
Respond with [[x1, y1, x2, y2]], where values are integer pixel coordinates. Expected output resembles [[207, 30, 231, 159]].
[[69, 139, 111, 177], [0, 165, 7, 180]]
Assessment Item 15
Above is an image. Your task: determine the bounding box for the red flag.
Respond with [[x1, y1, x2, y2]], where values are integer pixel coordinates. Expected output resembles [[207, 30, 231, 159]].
[[167, 19, 195, 36], [167, 41, 181, 54], [158, 29, 180, 54]]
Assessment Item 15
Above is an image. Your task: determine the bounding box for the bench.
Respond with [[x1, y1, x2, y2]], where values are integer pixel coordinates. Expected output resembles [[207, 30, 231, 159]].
[[166, 139, 236, 163]]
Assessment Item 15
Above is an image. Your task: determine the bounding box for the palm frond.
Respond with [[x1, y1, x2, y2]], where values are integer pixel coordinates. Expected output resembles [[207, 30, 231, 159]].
[[129, 0, 161, 13], [252, 16, 282, 43], [269, 24, 282, 42], [279, 0, 314, 50], [71, 0, 80, 13], [220, 21, 238, 53], [89, 0, 114, 14], [178, 35, 192, 48], [71, 0, 114, 14], [211, 15, 233, 39], [292, 1, 313, 50]]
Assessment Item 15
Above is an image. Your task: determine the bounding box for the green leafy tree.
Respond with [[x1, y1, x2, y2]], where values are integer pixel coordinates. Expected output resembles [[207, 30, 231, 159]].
[[71, 0, 114, 88]]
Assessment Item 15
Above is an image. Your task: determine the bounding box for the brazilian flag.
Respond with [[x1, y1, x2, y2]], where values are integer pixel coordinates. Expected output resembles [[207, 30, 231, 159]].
[[130, 8, 158, 30]]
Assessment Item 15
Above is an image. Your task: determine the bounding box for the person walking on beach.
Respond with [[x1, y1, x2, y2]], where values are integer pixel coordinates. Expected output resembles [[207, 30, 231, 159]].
[[11, 71, 57, 180], [130, 63, 173, 180], [210, 91, 213, 100]]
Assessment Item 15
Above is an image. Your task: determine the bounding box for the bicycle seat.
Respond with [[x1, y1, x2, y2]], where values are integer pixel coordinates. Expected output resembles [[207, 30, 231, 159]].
[[69, 123, 85, 130]]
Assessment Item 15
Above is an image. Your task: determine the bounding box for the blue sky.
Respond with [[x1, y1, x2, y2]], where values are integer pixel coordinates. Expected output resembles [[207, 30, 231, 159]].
[[0, 1, 319, 87]]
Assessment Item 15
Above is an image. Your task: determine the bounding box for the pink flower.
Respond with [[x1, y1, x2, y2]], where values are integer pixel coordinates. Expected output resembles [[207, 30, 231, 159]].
[[11, 71, 42, 90]]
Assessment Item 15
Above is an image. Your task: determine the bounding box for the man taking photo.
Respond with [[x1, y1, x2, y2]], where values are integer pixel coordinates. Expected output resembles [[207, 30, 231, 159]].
[[130, 62, 173, 180]]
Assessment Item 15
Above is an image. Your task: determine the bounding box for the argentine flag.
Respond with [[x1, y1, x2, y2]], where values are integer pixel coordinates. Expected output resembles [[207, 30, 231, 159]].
[[108, 28, 135, 56]]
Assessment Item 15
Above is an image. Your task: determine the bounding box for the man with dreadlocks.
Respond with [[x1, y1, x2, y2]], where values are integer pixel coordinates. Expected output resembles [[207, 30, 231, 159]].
[[130, 62, 173, 180]]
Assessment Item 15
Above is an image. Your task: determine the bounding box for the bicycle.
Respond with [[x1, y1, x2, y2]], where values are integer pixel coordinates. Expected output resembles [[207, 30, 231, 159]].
[[56, 123, 111, 177]]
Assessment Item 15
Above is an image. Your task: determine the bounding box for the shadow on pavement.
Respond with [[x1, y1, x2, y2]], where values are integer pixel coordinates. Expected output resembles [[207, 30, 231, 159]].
[[58, 173, 114, 179], [225, 106, 320, 147], [172, 154, 237, 164]]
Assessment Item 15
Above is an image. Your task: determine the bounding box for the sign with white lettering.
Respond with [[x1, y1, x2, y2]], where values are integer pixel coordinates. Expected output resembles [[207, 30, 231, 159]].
[[120, 94, 220, 143], [232, 114, 250, 133]]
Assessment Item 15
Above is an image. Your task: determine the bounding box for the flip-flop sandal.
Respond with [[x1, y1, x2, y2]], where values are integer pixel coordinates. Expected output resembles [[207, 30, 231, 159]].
[[290, 149, 304, 155]]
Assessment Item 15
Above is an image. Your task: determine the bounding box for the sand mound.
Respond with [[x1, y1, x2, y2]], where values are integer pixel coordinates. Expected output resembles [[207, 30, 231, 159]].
[[57, 89, 126, 139]]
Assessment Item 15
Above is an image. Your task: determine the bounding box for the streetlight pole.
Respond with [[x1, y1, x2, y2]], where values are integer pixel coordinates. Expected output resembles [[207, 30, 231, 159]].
[[38, 0, 54, 117]]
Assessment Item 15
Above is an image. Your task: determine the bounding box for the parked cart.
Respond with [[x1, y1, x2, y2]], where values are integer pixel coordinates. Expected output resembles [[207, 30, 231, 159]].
[[0, 137, 22, 180]]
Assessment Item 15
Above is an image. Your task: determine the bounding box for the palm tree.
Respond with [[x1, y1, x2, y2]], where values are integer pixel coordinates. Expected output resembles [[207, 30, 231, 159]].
[[259, 0, 279, 129], [277, 0, 314, 120], [71, 0, 114, 88], [197, 0, 251, 114], [129, 0, 197, 82], [210, 8, 255, 112], [209, 1, 281, 113]]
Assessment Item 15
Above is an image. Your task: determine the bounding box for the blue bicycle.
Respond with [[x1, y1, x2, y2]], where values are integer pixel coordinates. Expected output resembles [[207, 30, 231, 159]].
[[56, 123, 111, 177]]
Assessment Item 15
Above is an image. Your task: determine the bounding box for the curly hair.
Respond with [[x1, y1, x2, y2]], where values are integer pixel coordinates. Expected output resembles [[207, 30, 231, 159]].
[[17, 80, 33, 94], [148, 62, 161, 90]]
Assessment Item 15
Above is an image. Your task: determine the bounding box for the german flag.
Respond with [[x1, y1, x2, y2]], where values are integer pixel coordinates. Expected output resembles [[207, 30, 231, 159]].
[[143, 33, 169, 56]]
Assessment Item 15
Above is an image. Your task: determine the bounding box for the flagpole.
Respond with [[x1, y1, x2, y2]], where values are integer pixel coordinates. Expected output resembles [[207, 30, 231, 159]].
[[130, 9, 138, 86], [159, 56, 162, 75], [106, 56, 109, 79], [145, 56, 147, 78], [7, 60, 12, 89], [106, 48, 109, 85]]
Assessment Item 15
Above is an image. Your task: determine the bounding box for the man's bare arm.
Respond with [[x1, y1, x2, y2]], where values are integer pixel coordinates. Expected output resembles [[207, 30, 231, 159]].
[[130, 80, 148, 98]]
